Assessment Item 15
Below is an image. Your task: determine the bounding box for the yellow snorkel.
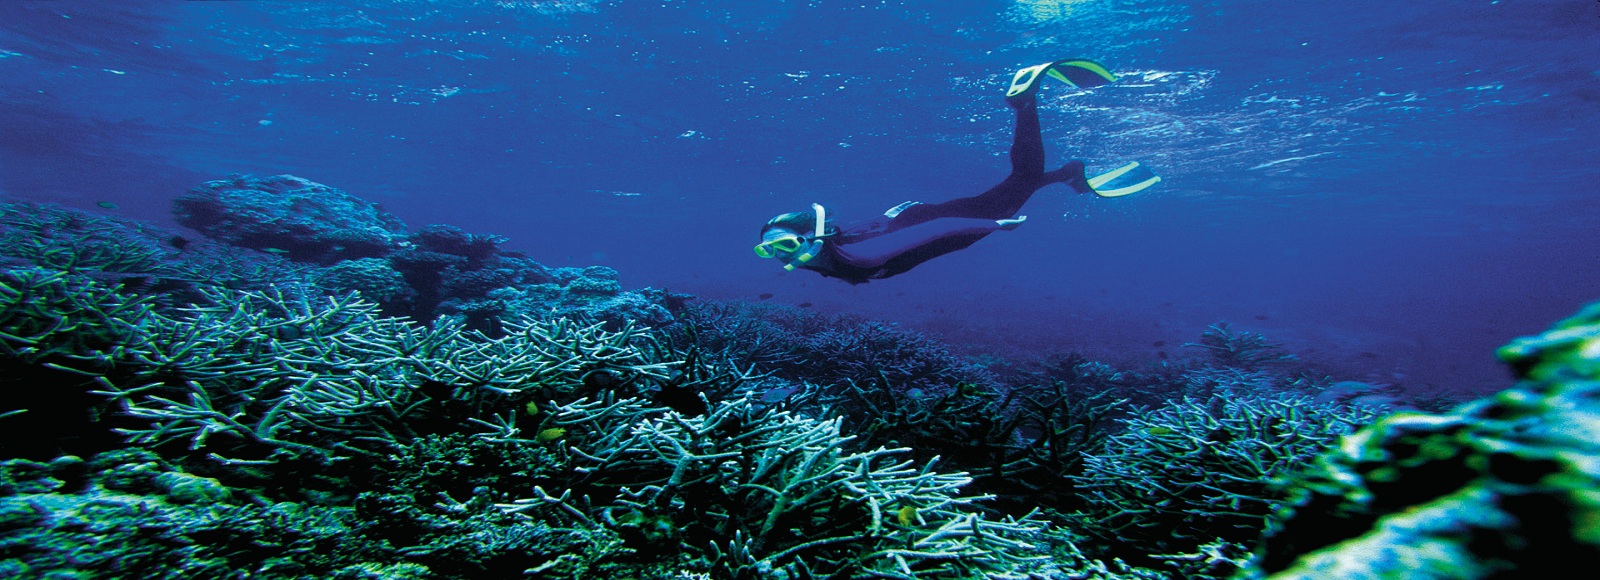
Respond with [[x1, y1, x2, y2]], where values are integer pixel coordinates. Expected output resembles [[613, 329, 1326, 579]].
[[782, 202, 828, 271]]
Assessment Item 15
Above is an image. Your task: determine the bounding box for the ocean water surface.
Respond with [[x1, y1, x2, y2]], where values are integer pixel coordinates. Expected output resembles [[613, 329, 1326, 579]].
[[3, 0, 1598, 395]]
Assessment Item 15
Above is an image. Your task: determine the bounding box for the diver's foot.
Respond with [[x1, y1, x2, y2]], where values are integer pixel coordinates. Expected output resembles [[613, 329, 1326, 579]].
[[1047, 160, 1092, 193], [996, 216, 1027, 230]]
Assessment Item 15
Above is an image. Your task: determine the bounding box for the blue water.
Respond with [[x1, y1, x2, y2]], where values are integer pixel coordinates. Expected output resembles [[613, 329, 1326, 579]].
[[2, 0, 1597, 394]]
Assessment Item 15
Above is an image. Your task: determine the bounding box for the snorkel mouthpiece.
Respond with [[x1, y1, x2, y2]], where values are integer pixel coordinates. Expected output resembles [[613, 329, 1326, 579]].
[[781, 203, 827, 271], [782, 239, 824, 271]]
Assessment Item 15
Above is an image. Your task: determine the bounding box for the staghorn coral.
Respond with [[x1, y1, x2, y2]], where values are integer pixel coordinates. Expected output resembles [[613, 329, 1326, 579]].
[[20, 184, 1561, 578], [675, 300, 994, 401], [0, 268, 151, 365], [88, 288, 703, 469], [0, 200, 321, 306], [448, 276, 678, 334], [0, 201, 176, 276], [0, 447, 627, 580], [503, 394, 1067, 579], [1184, 322, 1297, 371], [1070, 392, 1376, 573], [0, 267, 157, 459]]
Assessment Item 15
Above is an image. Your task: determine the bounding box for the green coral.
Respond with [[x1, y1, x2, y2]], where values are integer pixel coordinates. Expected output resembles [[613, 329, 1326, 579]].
[[0, 447, 633, 580], [1072, 393, 1375, 571], [1251, 298, 1600, 579], [1497, 300, 1600, 383], [1184, 322, 1298, 371], [1, 450, 353, 579], [0, 268, 150, 364], [0, 202, 175, 275], [512, 394, 1065, 579]]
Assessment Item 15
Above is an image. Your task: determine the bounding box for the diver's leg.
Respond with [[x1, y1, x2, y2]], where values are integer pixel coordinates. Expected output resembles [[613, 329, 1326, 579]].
[[1008, 95, 1045, 177], [889, 96, 1050, 227]]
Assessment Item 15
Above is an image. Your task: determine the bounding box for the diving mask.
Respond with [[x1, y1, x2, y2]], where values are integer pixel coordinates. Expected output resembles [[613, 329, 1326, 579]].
[[753, 233, 806, 258], [754, 203, 828, 270]]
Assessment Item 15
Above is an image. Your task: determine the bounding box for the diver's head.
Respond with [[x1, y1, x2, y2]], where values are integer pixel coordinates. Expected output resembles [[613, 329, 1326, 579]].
[[755, 203, 832, 269]]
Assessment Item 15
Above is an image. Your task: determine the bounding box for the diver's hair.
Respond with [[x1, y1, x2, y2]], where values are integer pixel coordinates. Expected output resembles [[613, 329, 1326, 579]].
[[761, 206, 837, 237]]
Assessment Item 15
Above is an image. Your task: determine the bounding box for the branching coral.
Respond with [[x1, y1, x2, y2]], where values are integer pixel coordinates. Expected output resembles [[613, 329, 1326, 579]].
[[675, 300, 994, 402], [503, 394, 1061, 579], [1184, 322, 1297, 371], [1070, 393, 1376, 571], [0, 202, 176, 275], [0, 447, 629, 580], [86, 287, 714, 467], [0, 268, 151, 364]]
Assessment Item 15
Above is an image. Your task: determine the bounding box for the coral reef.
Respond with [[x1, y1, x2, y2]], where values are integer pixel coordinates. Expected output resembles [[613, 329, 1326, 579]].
[[1072, 393, 1376, 573], [321, 257, 414, 304], [0, 200, 320, 304], [7, 180, 1599, 579], [1184, 322, 1298, 371], [1246, 300, 1600, 578], [0, 195, 1098, 576], [174, 174, 408, 264], [0, 447, 625, 579], [169, 175, 682, 329]]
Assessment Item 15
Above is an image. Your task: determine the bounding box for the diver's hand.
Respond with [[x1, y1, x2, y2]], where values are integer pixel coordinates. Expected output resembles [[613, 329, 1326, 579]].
[[996, 216, 1027, 231]]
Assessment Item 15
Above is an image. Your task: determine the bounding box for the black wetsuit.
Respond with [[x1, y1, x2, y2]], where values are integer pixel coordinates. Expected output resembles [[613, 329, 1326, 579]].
[[798, 96, 1091, 284]]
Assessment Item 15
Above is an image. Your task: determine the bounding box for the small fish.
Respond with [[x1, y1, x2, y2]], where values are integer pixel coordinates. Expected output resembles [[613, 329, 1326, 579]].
[[524, 400, 539, 416], [168, 236, 190, 250], [798, 302, 813, 308], [758, 293, 774, 300], [262, 248, 290, 255], [536, 427, 566, 442], [96, 201, 118, 210], [896, 505, 918, 526]]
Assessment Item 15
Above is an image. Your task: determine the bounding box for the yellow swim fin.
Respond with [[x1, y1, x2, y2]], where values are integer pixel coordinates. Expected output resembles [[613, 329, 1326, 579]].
[[1086, 161, 1161, 198], [1007, 58, 1119, 98]]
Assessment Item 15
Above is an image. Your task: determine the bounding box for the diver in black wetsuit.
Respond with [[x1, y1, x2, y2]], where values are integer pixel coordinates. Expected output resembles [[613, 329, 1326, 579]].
[[752, 59, 1160, 285]]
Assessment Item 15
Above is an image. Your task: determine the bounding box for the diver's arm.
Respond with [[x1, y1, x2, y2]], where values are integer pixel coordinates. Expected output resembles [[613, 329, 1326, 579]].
[[831, 218, 1005, 269]]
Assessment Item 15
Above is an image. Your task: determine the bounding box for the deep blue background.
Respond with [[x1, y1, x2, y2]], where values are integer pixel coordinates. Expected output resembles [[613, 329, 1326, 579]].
[[3, 0, 1598, 394]]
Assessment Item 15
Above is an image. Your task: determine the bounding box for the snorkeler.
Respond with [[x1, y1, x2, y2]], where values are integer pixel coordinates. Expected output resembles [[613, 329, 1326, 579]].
[[753, 59, 1160, 284]]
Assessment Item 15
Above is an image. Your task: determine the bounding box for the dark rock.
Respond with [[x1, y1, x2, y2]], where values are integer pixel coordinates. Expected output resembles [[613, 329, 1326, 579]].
[[411, 223, 507, 267], [173, 174, 408, 265]]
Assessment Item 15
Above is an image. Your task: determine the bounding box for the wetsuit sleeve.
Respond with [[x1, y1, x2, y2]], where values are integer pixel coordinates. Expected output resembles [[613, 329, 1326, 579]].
[[830, 218, 1004, 269]]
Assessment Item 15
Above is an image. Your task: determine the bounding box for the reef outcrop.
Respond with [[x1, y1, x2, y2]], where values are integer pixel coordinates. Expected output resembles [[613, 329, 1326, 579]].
[[174, 174, 407, 264], [170, 174, 683, 329], [1250, 302, 1600, 578]]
